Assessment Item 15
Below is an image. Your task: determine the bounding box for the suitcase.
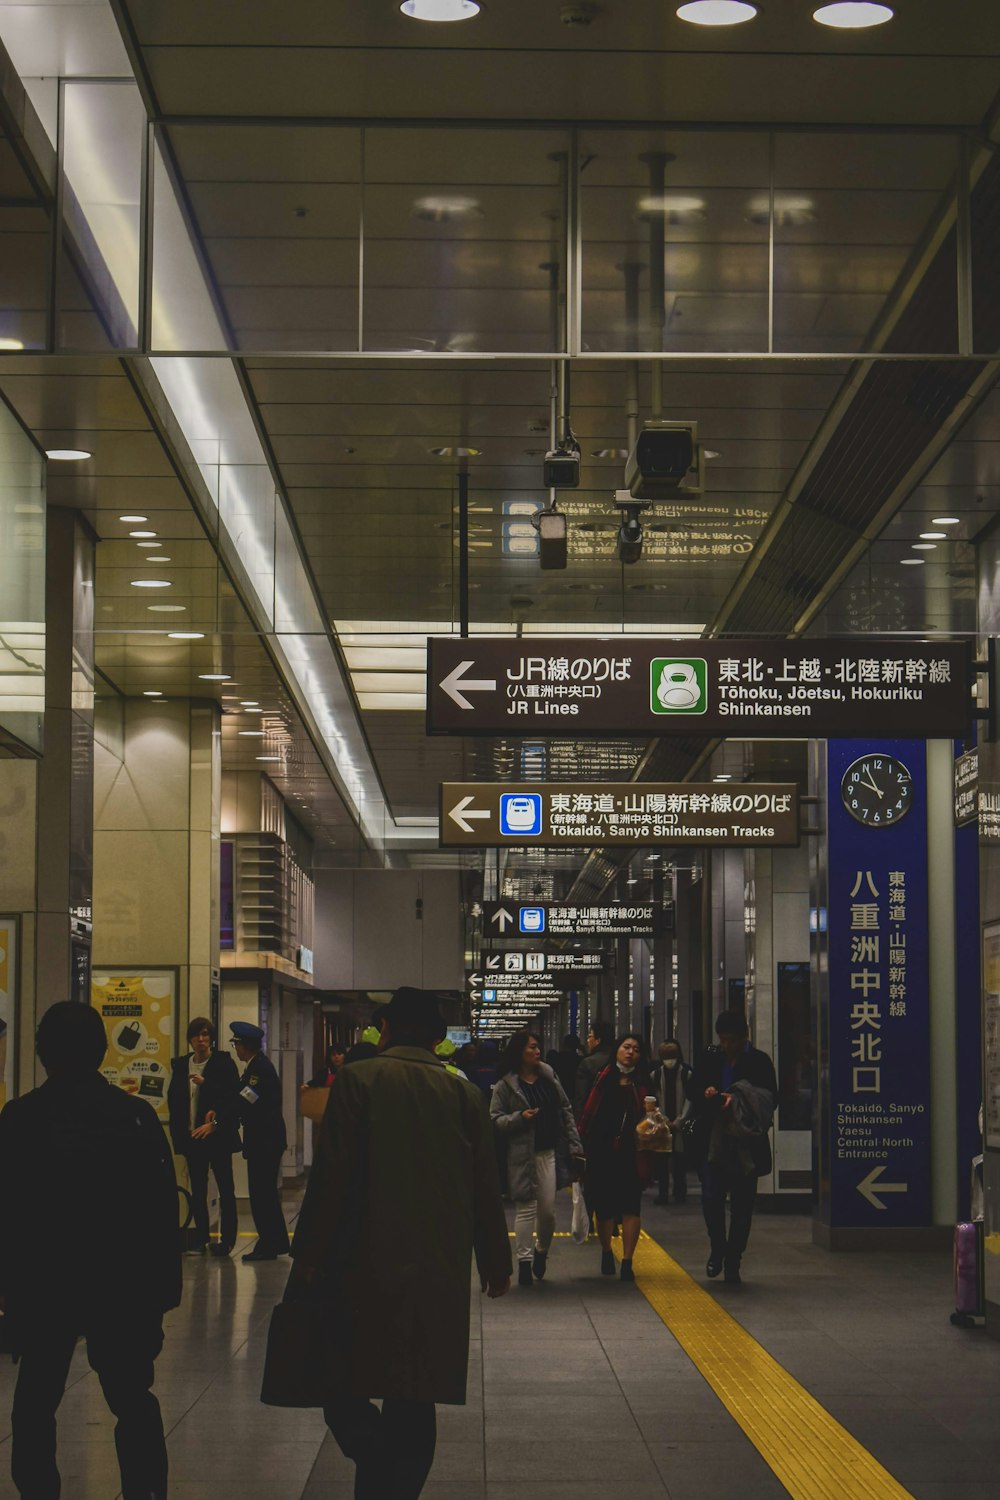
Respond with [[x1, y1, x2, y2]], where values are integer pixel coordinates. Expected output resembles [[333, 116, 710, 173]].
[[951, 1221, 984, 1326]]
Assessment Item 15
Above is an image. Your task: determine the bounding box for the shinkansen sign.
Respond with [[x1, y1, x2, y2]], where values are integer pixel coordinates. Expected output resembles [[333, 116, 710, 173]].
[[427, 638, 971, 738]]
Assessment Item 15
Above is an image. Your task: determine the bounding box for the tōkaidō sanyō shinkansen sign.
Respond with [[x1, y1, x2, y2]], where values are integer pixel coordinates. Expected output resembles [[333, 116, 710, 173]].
[[427, 638, 971, 738], [440, 782, 800, 849]]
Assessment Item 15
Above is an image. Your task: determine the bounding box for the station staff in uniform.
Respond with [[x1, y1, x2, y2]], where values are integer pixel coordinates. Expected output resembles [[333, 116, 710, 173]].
[[230, 1020, 290, 1262]]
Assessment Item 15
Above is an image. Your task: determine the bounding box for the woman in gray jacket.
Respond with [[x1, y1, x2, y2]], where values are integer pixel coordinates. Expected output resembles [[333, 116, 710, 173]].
[[491, 1031, 584, 1288]]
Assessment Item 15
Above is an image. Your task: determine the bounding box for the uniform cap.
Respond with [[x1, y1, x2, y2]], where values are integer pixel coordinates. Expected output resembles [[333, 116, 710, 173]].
[[230, 1020, 264, 1045]]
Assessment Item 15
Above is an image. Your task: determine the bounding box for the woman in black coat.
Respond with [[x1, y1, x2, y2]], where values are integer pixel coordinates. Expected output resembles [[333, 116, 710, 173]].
[[576, 1033, 652, 1283]]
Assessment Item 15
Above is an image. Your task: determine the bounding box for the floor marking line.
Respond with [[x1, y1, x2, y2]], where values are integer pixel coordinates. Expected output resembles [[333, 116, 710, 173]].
[[632, 1232, 917, 1500]]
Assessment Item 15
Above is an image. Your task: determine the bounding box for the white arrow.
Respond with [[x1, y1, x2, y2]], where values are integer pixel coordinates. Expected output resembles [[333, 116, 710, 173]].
[[491, 906, 514, 932], [440, 660, 497, 710], [857, 1166, 908, 1211], [467, 973, 483, 987], [449, 795, 492, 834], [486, 955, 501, 971]]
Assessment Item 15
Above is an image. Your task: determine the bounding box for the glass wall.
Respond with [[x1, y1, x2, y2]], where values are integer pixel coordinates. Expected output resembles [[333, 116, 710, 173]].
[[0, 396, 44, 753]]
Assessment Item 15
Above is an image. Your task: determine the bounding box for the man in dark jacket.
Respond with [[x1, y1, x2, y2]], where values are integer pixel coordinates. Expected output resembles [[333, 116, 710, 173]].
[[0, 1001, 181, 1499], [167, 1015, 241, 1256], [573, 1020, 615, 1113], [230, 1019, 290, 1262], [686, 1010, 778, 1285], [290, 987, 511, 1500]]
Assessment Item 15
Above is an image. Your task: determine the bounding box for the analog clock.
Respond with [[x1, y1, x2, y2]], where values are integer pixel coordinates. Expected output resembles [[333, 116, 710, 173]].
[[840, 754, 914, 827]]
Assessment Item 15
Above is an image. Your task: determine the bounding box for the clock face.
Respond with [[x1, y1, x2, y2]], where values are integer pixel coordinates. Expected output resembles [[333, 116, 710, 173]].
[[840, 755, 914, 827]]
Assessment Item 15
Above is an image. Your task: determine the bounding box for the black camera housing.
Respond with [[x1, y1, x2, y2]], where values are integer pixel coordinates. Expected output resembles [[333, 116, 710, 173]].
[[625, 421, 701, 499], [543, 448, 581, 489]]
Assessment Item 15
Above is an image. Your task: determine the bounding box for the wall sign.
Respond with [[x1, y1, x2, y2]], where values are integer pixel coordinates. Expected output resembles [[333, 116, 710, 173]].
[[954, 749, 979, 828], [441, 781, 799, 849], [428, 637, 971, 738], [92, 970, 176, 1124], [826, 741, 931, 1227]]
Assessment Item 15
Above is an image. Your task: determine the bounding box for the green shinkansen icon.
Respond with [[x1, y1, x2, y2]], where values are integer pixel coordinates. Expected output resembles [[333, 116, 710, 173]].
[[650, 658, 708, 714]]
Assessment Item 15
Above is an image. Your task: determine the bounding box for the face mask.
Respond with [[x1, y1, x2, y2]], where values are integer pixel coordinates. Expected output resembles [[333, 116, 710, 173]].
[[617, 1061, 636, 1075], [662, 1058, 678, 1070]]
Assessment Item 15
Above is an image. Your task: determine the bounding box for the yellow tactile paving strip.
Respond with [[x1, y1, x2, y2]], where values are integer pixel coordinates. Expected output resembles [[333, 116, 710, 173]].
[[632, 1232, 917, 1500]]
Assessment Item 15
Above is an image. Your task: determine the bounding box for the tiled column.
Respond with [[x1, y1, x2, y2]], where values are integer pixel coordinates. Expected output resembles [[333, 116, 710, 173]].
[[93, 698, 221, 1042]]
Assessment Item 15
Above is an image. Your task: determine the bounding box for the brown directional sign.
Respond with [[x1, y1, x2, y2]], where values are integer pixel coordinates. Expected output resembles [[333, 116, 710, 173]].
[[427, 637, 972, 738], [441, 781, 800, 848], [482, 900, 667, 938]]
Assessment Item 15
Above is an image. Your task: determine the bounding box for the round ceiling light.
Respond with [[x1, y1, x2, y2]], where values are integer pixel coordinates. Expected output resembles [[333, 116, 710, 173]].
[[198, 673, 231, 681], [0, 337, 25, 351], [413, 194, 482, 222], [136, 542, 160, 548], [256, 755, 282, 762], [676, 1, 757, 24], [238, 730, 265, 737], [168, 631, 204, 639], [45, 448, 91, 461], [129, 579, 172, 588], [400, 0, 480, 19], [119, 514, 147, 523], [129, 530, 157, 538], [813, 3, 893, 27], [919, 532, 947, 540], [147, 604, 186, 612], [912, 543, 936, 550], [900, 558, 924, 566], [932, 516, 960, 525]]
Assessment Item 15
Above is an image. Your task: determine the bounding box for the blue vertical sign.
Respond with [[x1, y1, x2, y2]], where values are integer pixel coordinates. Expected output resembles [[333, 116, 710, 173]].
[[827, 740, 932, 1227]]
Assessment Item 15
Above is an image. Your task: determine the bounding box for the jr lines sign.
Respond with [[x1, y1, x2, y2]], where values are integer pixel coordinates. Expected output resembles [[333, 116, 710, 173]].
[[427, 638, 971, 738], [440, 782, 800, 849]]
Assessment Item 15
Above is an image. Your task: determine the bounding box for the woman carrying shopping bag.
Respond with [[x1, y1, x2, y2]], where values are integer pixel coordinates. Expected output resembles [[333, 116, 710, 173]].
[[576, 1033, 652, 1283], [491, 1031, 585, 1287]]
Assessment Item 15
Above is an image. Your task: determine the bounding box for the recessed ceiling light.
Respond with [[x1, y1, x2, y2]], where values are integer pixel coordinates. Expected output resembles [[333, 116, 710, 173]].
[[45, 448, 91, 461], [238, 730, 265, 737], [142, 690, 162, 697], [626, 878, 639, 885], [714, 773, 733, 781], [129, 530, 157, 538], [242, 706, 263, 713], [900, 558, 924, 566], [136, 541, 160, 548], [919, 532, 947, 540], [400, 0, 480, 19], [0, 337, 25, 351], [147, 604, 186, 612], [413, 194, 483, 222], [813, 2, 893, 27], [932, 517, 960, 526], [912, 543, 936, 550], [130, 579, 172, 588], [256, 755, 282, 762], [146, 556, 171, 563], [637, 194, 706, 222], [198, 673, 231, 681], [676, 1, 757, 23], [430, 446, 481, 458], [119, 514, 147, 523], [240, 700, 260, 706], [168, 631, 204, 639]]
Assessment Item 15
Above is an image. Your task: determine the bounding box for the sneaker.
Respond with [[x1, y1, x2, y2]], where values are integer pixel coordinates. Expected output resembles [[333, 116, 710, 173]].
[[532, 1250, 547, 1281], [620, 1259, 635, 1283], [518, 1261, 533, 1288], [601, 1249, 616, 1276]]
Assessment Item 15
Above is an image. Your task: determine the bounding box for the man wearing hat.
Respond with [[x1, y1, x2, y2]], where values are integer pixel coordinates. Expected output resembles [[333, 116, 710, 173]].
[[289, 987, 511, 1499], [230, 1020, 290, 1262]]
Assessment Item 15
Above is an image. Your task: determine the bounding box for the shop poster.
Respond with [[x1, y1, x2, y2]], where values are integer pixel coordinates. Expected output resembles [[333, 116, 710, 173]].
[[0, 917, 15, 1110], [983, 923, 1000, 1151], [92, 971, 175, 1122]]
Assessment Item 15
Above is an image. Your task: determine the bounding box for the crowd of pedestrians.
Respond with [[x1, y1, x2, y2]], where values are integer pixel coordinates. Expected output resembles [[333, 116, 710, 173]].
[[0, 994, 776, 1499]]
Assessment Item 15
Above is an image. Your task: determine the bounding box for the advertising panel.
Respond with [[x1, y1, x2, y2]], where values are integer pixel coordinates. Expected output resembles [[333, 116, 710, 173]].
[[827, 741, 932, 1227], [92, 970, 176, 1123]]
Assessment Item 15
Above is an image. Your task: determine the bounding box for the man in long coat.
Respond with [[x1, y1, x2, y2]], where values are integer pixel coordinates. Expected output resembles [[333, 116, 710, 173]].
[[290, 987, 511, 1499]]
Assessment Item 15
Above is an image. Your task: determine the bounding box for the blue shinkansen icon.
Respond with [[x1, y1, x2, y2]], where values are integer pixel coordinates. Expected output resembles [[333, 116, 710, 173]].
[[483, 989, 497, 1004], [520, 906, 546, 934], [500, 793, 542, 837]]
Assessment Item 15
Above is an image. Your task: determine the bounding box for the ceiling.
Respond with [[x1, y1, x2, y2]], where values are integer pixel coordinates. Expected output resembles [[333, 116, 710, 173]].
[[0, 0, 997, 900]]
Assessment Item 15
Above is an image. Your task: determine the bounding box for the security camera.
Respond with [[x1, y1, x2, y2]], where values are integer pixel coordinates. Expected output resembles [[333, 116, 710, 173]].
[[614, 491, 650, 565], [625, 420, 702, 499], [543, 447, 581, 489]]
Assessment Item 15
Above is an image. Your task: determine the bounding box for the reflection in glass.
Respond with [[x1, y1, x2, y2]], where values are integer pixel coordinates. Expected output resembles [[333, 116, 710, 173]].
[[0, 398, 45, 751]]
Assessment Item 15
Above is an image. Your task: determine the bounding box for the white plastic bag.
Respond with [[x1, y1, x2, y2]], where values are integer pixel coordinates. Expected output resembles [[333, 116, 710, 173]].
[[571, 1181, 589, 1244]]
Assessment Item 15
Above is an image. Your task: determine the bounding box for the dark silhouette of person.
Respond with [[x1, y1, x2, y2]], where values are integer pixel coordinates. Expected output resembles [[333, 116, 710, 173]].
[[230, 1020, 290, 1261], [0, 1001, 181, 1499]]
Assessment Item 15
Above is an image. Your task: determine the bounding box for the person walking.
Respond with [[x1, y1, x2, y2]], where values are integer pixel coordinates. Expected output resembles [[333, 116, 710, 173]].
[[288, 987, 511, 1499], [573, 1020, 615, 1113], [491, 1030, 584, 1287], [305, 1042, 345, 1088], [648, 1038, 692, 1206], [168, 1015, 242, 1257], [0, 1001, 181, 1500], [229, 1020, 290, 1262], [577, 1033, 652, 1282], [686, 1010, 778, 1285]]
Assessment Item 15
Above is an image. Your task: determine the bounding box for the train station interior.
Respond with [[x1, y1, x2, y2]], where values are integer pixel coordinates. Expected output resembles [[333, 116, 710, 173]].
[[1, 0, 1000, 1496]]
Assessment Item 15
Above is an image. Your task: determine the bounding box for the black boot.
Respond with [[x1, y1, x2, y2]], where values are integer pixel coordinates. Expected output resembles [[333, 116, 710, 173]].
[[518, 1261, 533, 1287], [620, 1258, 635, 1283], [532, 1249, 547, 1280], [601, 1249, 616, 1276]]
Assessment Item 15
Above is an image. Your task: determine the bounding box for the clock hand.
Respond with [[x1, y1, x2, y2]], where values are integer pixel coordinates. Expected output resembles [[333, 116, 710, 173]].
[[861, 774, 883, 799]]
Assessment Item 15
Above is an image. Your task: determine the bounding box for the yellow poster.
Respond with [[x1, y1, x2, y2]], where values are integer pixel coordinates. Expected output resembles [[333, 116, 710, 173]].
[[92, 971, 175, 1123], [0, 917, 15, 1110]]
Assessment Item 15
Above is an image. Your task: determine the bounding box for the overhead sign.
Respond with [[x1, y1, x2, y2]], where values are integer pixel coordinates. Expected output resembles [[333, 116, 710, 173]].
[[481, 950, 606, 974], [483, 900, 667, 938], [954, 749, 978, 828], [826, 740, 931, 1228], [427, 637, 971, 738], [441, 781, 800, 849]]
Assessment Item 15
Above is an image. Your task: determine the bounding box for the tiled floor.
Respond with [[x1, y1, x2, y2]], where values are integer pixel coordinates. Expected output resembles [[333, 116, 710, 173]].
[[1, 1190, 999, 1499]]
